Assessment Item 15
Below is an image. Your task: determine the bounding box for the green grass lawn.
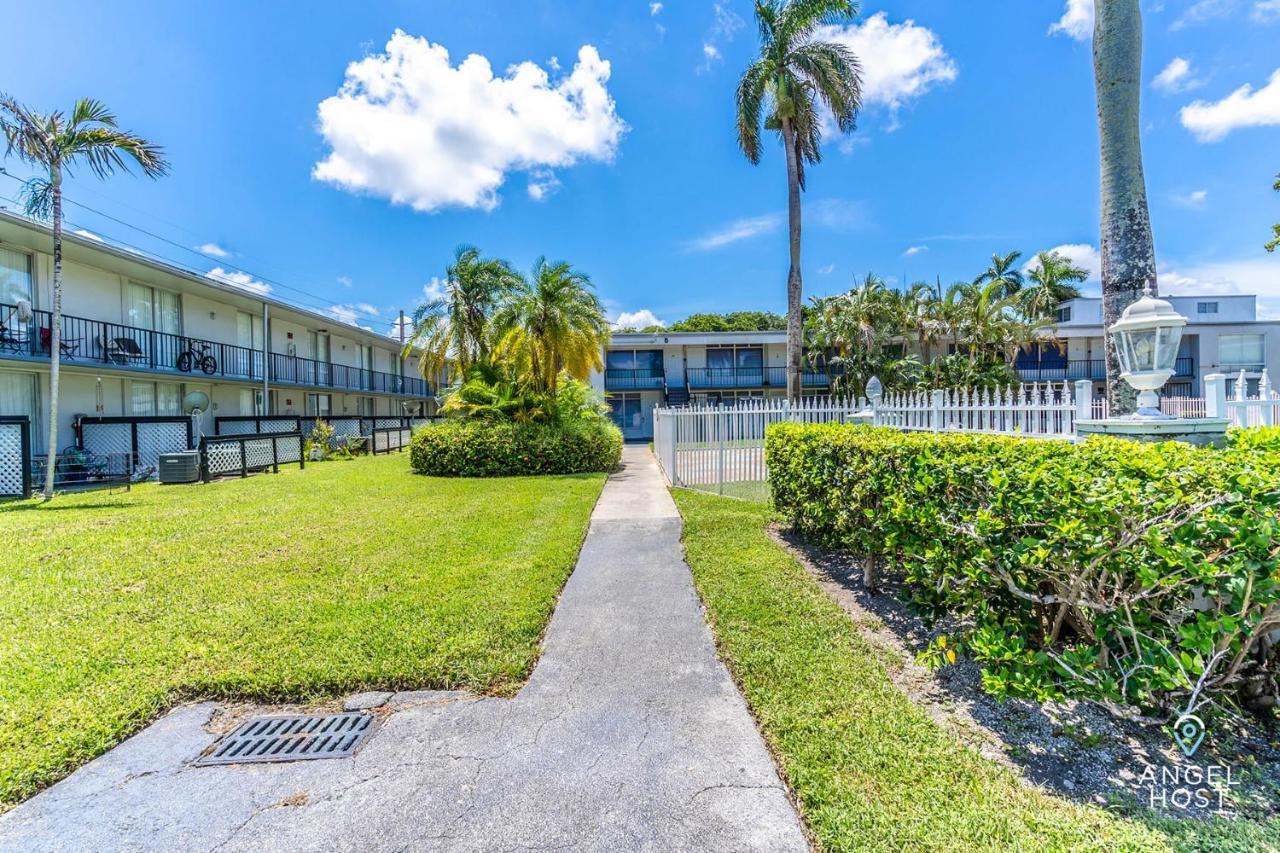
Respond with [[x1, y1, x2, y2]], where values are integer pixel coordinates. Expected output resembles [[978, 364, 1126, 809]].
[[0, 454, 603, 808], [674, 489, 1280, 853]]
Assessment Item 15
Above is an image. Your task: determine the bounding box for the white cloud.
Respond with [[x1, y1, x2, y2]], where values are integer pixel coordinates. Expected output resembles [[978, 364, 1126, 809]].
[[816, 263, 836, 275], [1254, 0, 1280, 21], [813, 14, 956, 130], [615, 309, 665, 328], [313, 31, 627, 212], [527, 168, 561, 201], [72, 229, 104, 243], [697, 2, 743, 72], [206, 267, 272, 295], [1049, 0, 1093, 40], [337, 275, 353, 287], [1173, 188, 1209, 206], [327, 303, 377, 330], [1171, 0, 1237, 30], [649, 1, 663, 15], [1024, 244, 1103, 282], [1152, 57, 1202, 94], [422, 276, 447, 302], [1180, 68, 1280, 141], [684, 212, 783, 251], [195, 242, 230, 258], [808, 198, 871, 231], [903, 245, 928, 257], [389, 314, 413, 340]]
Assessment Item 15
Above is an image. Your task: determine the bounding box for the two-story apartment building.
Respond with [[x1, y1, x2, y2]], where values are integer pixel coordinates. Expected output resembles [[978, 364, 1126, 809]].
[[0, 210, 435, 453], [1016, 294, 1280, 399], [595, 294, 1280, 440]]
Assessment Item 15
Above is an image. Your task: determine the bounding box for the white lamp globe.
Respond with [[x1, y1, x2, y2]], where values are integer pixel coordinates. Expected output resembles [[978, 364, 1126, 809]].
[[1108, 286, 1187, 418]]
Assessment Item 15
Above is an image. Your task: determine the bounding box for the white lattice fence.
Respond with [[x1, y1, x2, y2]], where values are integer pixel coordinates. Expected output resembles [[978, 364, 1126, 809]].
[[80, 422, 132, 459], [136, 422, 191, 472], [0, 419, 30, 498]]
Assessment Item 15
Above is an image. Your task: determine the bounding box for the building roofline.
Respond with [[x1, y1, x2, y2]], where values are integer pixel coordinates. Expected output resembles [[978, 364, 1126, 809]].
[[0, 208, 414, 351]]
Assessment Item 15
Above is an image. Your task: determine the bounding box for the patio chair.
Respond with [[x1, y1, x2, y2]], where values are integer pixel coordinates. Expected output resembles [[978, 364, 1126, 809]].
[[0, 305, 32, 354], [105, 335, 147, 365], [39, 327, 82, 359]]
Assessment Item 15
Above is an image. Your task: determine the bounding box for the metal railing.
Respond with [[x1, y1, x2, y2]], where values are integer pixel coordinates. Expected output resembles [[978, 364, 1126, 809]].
[[0, 302, 430, 397], [1017, 357, 1194, 381], [686, 366, 833, 389], [604, 368, 665, 390]]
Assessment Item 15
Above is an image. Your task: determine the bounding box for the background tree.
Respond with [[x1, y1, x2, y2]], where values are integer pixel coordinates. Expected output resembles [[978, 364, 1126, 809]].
[[737, 0, 862, 401], [974, 250, 1025, 298], [1022, 250, 1088, 318], [1094, 0, 1158, 414], [0, 96, 168, 499], [1267, 172, 1279, 253], [493, 258, 610, 396], [667, 311, 788, 332], [404, 245, 519, 385]]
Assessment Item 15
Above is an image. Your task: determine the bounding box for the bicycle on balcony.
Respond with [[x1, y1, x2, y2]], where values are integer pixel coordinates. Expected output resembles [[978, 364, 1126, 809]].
[[176, 338, 218, 375]]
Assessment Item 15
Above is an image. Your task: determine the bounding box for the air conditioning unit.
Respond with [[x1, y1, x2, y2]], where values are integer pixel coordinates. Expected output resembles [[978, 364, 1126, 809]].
[[158, 451, 201, 484]]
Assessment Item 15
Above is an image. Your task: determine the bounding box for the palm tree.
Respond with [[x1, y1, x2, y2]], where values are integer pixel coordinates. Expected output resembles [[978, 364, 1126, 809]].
[[0, 96, 168, 500], [1266, 172, 1278, 253], [737, 0, 862, 401], [1094, 0, 1157, 414], [1022, 251, 1088, 319], [493, 258, 610, 396], [974, 250, 1025, 298], [404, 245, 519, 386]]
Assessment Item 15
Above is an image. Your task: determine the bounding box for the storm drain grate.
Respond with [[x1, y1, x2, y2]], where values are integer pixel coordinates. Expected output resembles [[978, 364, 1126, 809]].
[[195, 712, 375, 766]]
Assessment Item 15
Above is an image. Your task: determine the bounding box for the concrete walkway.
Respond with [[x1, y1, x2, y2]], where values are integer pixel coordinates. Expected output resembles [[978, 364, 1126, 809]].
[[0, 446, 807, 852]]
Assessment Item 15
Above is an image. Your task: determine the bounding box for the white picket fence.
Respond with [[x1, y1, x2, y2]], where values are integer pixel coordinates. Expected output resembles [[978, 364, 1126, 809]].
[[1215, 369, 1280, 427], [653, 382, 1092, 501], [653, 397, 866, 502], [873, 382, 1081, 438]]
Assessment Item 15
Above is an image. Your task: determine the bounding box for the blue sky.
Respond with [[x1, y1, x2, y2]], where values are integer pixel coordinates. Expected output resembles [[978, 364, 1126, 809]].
[[2, 0, 1278, 331]]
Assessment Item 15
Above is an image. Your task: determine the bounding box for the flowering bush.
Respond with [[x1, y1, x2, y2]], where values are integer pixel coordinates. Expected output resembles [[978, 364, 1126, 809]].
[[767, 423, 1280, 720], [409, 418, 622, 477]]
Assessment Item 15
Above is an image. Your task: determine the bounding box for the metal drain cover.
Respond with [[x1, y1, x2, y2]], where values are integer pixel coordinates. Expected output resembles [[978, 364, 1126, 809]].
[[196, 712, 375, 766]]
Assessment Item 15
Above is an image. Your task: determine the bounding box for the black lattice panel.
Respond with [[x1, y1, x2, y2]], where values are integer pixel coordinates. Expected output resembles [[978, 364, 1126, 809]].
[[137, 422, 190, 472], [205, 440, 242, 475], [274, 436, 301, 464], [397, 428, 410, 448], [328, 418, 364, 444], [0, 423, 25, 497], [373, 418, 402, 429], [245, 438, 274, 469], [409, 418, 429, 432], [81, 423, 133, 460], [373, 431, 387, 453]]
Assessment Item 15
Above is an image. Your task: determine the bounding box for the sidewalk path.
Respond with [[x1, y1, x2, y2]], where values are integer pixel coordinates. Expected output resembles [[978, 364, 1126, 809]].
[[0, 446, 807, 852]]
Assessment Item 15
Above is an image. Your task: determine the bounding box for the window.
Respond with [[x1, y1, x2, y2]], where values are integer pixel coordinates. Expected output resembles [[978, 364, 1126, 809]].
[[0, 371, 37, 418], [306, 393, 331, 417], [608, 393, 643, 432], [706, 345, 763, 369], [236, 311, 263, 349], [1055, 306, 1073, 323], [131, 381, 182, 416], [356, 396, 375, 416], [126, 282, 181, 334], [1220, 333, 1264, 370], [0, 247, 33, 306], [606, 349, 663, 373], [1197, 302, 1219, 315]]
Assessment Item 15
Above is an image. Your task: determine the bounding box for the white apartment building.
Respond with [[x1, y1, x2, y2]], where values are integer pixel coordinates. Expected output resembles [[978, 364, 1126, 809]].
[[595, 293, 1280, 440], [0, 210, 435, 453]]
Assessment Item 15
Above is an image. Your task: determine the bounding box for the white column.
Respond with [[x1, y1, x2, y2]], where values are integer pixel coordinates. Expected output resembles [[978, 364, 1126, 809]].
[[1204, 373, 1227, 420], [1075, 380, 1093, 422]]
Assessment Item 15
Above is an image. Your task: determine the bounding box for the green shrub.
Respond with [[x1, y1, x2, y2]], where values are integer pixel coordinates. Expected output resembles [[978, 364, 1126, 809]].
[[1227, 424, 1280, 452], [767, 423, 1280, 720], [410, 418, 622, 477]]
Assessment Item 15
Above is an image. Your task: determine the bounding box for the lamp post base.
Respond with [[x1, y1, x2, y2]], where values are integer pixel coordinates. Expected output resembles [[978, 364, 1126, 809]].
[[1075, 417, 1230, 447]]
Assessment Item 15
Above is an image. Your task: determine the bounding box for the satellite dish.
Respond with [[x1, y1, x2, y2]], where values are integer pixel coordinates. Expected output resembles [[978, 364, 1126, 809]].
[[183, 390, 210, 415]]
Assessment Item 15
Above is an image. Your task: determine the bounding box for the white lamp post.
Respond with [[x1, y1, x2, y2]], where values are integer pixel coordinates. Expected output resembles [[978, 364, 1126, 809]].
[[1108, 285, 1187, 419], [864, 375, 883, 408]]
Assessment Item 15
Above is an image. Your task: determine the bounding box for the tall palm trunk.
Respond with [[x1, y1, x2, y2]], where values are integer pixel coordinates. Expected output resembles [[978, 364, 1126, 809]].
[[1094, 0, 1156, 415], [781, 119, 803, 402], [42, 170, 63, 500]]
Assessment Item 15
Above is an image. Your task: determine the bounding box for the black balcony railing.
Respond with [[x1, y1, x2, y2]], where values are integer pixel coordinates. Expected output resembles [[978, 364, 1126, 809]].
[[604, 368, 665, 390], [686, 365, 833, 389], [0, 302, 431, 397], [1016, 357, 1194, 381]]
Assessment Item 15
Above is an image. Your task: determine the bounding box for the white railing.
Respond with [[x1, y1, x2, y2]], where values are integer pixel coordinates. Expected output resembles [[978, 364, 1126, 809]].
[[653, 381, 1094, 501], [653, 397, 866, 502], [1161, 396, 1207, 418], [1211, 369, 1280, 428], [873, 383, 1081, 438]]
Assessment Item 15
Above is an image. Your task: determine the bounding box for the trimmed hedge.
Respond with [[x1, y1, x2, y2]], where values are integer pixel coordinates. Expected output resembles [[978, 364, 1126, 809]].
[[409, 418, 622, 477], [767, 423, 1280, 719]]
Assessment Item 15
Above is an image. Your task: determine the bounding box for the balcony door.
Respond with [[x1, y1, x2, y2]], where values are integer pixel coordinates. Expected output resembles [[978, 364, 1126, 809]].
[[125, 282, 181, 367], [0, 247, 33, 306], [237, 311, 264, 379], [309, 331, 331, 386]]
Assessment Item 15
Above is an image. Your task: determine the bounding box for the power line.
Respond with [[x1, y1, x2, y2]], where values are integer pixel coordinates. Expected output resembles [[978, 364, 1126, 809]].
[[0, 169, 392, 326]]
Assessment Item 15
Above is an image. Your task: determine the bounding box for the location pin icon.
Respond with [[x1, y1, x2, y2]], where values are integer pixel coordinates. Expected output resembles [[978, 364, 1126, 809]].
[[1173, 714, 1206, 757]]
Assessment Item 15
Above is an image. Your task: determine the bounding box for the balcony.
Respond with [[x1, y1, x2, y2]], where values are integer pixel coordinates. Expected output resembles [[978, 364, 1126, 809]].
[[1016, 357, 1193, 382], [0, 302, 432, 397], [686, 366, 832, 389], [604, 368, 665, 391]]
